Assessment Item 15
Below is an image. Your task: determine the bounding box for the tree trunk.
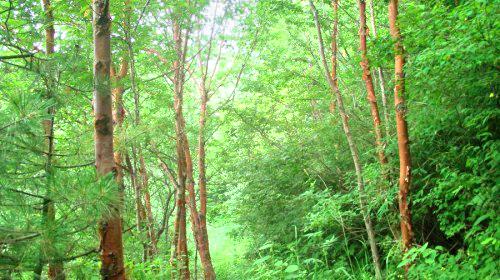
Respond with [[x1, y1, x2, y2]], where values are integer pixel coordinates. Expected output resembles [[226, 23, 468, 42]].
[[125, 152, 148, 261], [183, 136, 216, 280], [172, 18, 191, 280], [357, 0, 389, 174], [123, 6, 157, 258], [369, 0, 391, 139], [388, 0, 414, 259], [173, 126, 189, 279], [193, 52, 216, 280], [310, 1, 382, 279], [139, 154, 158, 256], [34, 1, 65, 279], [111, 59, 128, 197], [170, 196, 180, 278], [92, 1, 126, 279]]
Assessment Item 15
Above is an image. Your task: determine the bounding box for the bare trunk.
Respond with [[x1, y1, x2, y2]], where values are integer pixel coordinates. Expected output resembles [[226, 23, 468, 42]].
[[310, 1, 382, 278], [125, 152, 148, 261], [388, 0, 414, 260], [357, 0, 389, 174], [170, 197, 180, 278], [172, 19, 190, 280], [183, 137, 216, 280], [111, 59, 128, 196], [369, 0, 391, 138], [92, 1, 126, 279], [173, 127, 189, 279], [194, 59, 216, 280], [139, 154, 158, 256]]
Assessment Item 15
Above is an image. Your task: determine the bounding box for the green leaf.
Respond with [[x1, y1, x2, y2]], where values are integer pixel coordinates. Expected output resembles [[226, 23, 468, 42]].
[[284, 264, 299, 274]]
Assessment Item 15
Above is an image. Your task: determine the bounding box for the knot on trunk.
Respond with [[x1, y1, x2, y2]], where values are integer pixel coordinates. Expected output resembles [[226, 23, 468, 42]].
[[95, 116, 112, 135]]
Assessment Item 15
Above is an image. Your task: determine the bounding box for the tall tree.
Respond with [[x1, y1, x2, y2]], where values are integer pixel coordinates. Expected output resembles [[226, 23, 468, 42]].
[[310, 1, 382, 278], [172, 17, 191, 280], [124, 9, 158, 260], [92, 0, 126, 279], [357, 0, 389, 172], [119, 0, 157, 261], [34, 0, 65, 279], [388, 0, 414, 258], [194, 46, 216, 280]]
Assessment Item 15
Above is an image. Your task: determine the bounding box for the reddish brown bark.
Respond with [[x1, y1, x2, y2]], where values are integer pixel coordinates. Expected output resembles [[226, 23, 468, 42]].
[[183, 136, 216, 280], [174, 117, 189, 280], [111, 59, 128, 196], [194, 50, 217, 280], [156, 9, 215, 279], [92, 1, 126, 279], [310, 1, 382, 279], [389, 0, 414, 257], [357, 0, 389, 172], [172, 18, 190, 280]]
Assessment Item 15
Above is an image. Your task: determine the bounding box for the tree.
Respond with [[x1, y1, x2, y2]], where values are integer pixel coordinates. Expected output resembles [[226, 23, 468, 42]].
[[92, 0, 126, 278], [110, 59, 127, 197], [357, 0, 389, 174], [309, 1, 382, 278], [172, 15, 191, 280], [34, 0, 65, 278], [122, 0, 158, 259], [388, 0, 414, 259]]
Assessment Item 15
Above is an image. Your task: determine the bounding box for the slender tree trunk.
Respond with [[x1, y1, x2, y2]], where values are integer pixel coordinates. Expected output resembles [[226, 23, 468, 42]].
[[125, 152, 148, 261], [357, 0, 389, 173], [369, 0, 391, 138], [170, 197, 180, 278], [310, 1, 382, 279], [172, 18, 190, 280], [154, 155, 179, 252], [123, 4, 157, 258], [193, 53, 216, 280], [388, 0, 414, 259], [34, 1, 65, 279], [111, 59, 128, 197], [183, 136, 216, 280], [198, 87, 208, 241], [92, 1, 126, 279], [139, 155, 158, 257], [174, 128, 189, 280]]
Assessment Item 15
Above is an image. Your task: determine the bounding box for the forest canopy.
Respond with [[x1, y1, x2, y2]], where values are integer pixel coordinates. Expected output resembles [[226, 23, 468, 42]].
[[0, 0, 498, 279]]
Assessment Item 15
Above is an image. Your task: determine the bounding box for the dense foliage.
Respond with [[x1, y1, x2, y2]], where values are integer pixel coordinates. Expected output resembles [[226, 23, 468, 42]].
[[0, 0, 498, 279]]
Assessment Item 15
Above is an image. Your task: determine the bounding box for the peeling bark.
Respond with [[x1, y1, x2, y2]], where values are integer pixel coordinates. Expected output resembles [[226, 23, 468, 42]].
[[172, 18, 190, 280], [389, 0, 414, 260], [111, 59, 128, 197], [357, 0, 389, 176], [92, 1, 126, 279]]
